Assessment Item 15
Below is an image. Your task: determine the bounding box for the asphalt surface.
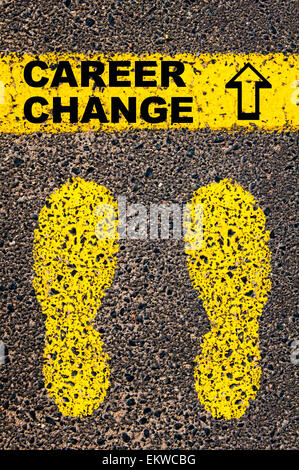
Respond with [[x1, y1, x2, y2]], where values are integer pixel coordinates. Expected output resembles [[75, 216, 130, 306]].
[[0, 0, 298, 450]]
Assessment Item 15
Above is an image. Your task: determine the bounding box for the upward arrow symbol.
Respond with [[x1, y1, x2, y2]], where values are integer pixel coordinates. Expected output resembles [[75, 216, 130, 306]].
[[226, 63, 272, 120]]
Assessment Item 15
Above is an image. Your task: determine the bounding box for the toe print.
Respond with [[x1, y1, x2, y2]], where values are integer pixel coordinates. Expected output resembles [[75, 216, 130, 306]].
[[185, 179, 271, 419], [33, 178, 119, 417]]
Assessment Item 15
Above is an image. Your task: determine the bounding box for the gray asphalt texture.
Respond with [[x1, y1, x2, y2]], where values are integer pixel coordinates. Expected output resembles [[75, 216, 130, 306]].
[[0, 0, 298, 450]]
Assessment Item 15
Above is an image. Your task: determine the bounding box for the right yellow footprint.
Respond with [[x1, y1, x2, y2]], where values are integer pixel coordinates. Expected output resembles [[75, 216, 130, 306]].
[[185, 179, 271, 419]]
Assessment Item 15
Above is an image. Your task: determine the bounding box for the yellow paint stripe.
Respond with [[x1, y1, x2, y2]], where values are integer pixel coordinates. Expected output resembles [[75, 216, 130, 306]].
[[33, 178, 119, 417], [0, 81, 4, 105], [184, 180, 271, 419], [0, 53, 297, 133]]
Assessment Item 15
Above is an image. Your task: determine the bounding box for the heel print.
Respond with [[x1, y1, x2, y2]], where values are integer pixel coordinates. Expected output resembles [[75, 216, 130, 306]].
[[33, 178, 119, 417], [185, 179, 271, 419]]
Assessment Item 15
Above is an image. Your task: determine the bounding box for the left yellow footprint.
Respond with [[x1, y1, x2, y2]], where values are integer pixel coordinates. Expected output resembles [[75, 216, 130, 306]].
[[33, 178, 119, 417]]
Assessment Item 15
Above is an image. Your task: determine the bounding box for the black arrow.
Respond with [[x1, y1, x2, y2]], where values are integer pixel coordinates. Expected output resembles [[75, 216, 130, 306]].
[[225, 63, 272, 120]]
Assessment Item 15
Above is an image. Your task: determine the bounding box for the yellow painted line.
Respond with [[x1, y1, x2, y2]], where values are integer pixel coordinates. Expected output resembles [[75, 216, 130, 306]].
[[33, 178, 119, 417], [0, 53, 297, 133], [0, 81, 4, 104], [291, 80, 299, 105], [184, 180, 271, 419]]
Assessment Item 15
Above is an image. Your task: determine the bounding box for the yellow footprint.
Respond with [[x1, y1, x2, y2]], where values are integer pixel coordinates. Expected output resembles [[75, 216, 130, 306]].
[[33, 178, 119, 417], [185, 179, 271, 419]]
